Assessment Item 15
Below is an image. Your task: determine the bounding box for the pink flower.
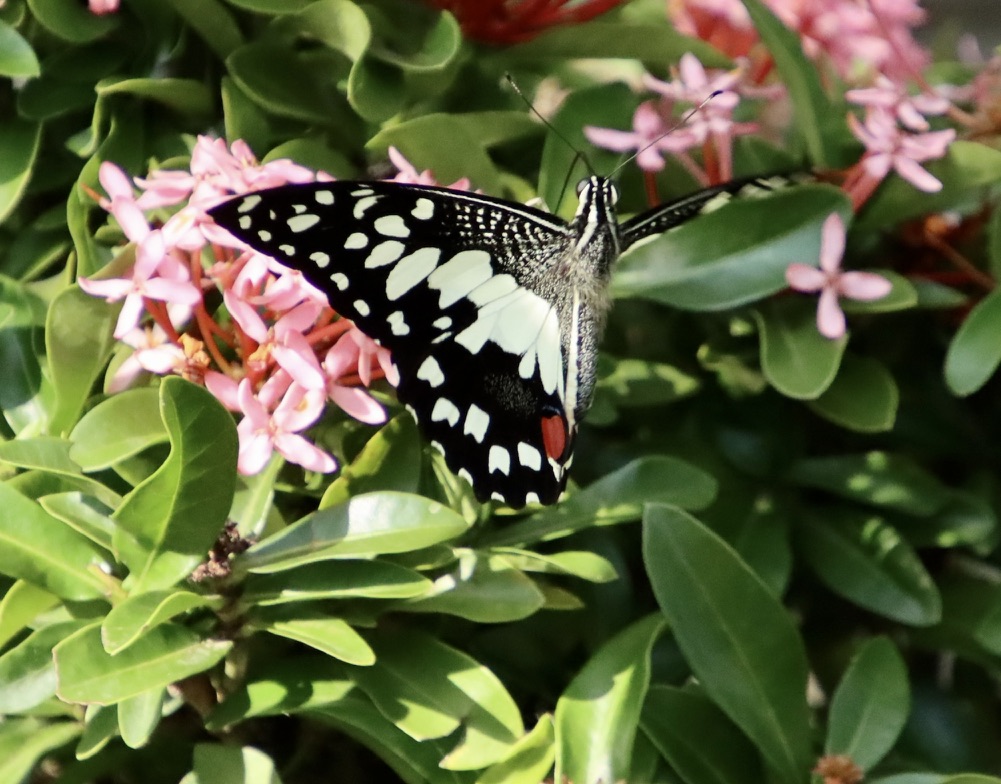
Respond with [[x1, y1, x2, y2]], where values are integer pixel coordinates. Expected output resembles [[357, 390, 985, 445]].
[[107, 325, 186, 393], [235, 373, 336, 475], [322, 333, 388, 425], [584, 101, 678, 172], [785, 213, 892, 339], [388, 147, 471, 190], [847, 108, 956, 195], [88, 0, 118, 14], [846, 75, 949, 132]]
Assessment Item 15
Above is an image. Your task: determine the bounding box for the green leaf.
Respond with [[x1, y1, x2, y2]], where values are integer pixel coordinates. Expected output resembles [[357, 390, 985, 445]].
[[826, 637, 910, 770], [0, 719, 81, 784], [403, 550, 545, 623], [482, 456, 717, 547], [369, 8, 460, 73], [643, 505, 811, 783], [739, 0, 843, 166], [0, 20, 39, 77], [477, 714, 555, 784], [252, 609, 375, 665], [0, 118, 41, 223], [0, 482, 111, 600], [102, 589, 223, 655], [756, 297, 847, 399], [355, 627, 524, 770], [164, 0, 243, 59], [808, 354, 899, 433], [206, 655, 354, 729], [490, 548, 618, 583], [96, 77, 214, 116], [787, 451, 951, 517], [0, 435, 81, 475], [554, 614, 666, 784], [46, 287, 118, 435], [244, 559, 431, 605], [241, 492, 471, 573], [508, 20, 726, 66], [0, 620, 91, 712], [944, 287, 1001, 396], [69, 387, 165, 470], [641, 685, 763, 784], [613, 185, 852, 311], [347, 55, 405, 124], [76, 703, 118, 760], [321, 414, 423, 507], [796, 511, 941, 626], [858, 141, 1001, 229], [841, 271, 917, 314], [112, 378, 238, 592], [39, 492, 116, 552], [274, 0, 370, 61], [54, 623, 232, 705], [0, 580, 59, 649], [118, 688, 164, 749], [26, 0, 118, 42], [185, 744, 283, 784]]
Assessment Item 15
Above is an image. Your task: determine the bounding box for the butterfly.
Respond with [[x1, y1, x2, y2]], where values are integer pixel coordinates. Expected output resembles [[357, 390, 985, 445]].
[[209, 172, 794, 507]]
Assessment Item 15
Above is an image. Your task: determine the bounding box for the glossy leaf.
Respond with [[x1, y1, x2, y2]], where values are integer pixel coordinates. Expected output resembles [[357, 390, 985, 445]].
[[354, 627, 524, 770], [69, 387, 165, 470], [26, 0, 118, 41], [641, 685, 763, 784], [643, 505, 812, 783], [0, 20, 39, 77], [252, 609, 375, 665], [555, 614, 666, 784], [944, 287, 1001, 396], [0, 482, 111, 600], [613, 185, 851, 311], [0, 435, 82, 476], [206, 656, 354, 729], [164, 0, 243, 58], [97, 77, 214, 116], [241, 492, 471, 573], [118, 688, 164, 749], [76, 703, 118, 760], [0, 718, 82, 784], [39, 492, 116, 552], [55, 623, 232, 705], [244, 559, 431, 605], [808, 354, 899, 433], [756, 297, 847, 399], [490, 548, 618, 583], [797, 511, 941, 625], [102, 589, 223, 654], [112, 378, 238, 592], [183, 743, 283, 784], [482, 456, 717, 547], [0, 580, 59, 649], [826, 637, 909, 770], [0, 620, 91, 712], [787, 451, 951, 517], [403, 550, 545, 623], [477, 714, 555, 784], [0, 118, 41, 223]]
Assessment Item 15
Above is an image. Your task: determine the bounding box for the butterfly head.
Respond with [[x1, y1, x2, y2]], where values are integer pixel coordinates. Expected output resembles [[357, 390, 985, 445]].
[[570, 175, 621, 274]]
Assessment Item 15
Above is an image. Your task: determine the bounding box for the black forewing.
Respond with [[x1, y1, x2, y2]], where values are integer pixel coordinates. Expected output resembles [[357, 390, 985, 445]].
[[209, 180, 573, 506]]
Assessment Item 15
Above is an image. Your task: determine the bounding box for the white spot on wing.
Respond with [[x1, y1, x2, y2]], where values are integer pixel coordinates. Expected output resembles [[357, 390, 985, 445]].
[[433, 316, 452, 330], [354, 195, 379, 218], [257, 229, 272, 242], [238, 215, 251, 229], [374, 214, 410, 238], [345, 232, 368, 249], [417, 356, 444, 387], [287, 214, 320, 233], [517, 442, 542, 471], [525, 491, 541, 505], [388, 311, 410, 336], [463, 404, 490, 443], [237, 195, 261, 213], [431, 397, 460, 427], [331, 272, 348, 290], [427, 250, 493, 308], [365, 240, 405, 268], [488, 445, 510, 475], [385, 247, 441, 301], [354, 299, 370, 317], [279, 244, 295, 256], [412, 198, 434, 220], [310, 251, 330, 268], [315, 190, 334, 205]]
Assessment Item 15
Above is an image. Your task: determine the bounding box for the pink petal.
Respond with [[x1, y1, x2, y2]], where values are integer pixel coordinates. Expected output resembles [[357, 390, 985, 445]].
[[583, 126, 643, 153], [785, 263, 827, 292], [838, 271, 893, 300], [329, 386, 387, 425], [142, 277, 202, 306], [204, 371, 241, 411], [99, 162, 135, 201], [78, 276, 132, 300], [819, 214, 846, 274], [816, 287, 847, 339], [113, 293, 145, 338], [273, 433, 337, 473], [112, 200, 152, 244], [273, 337, 326, 391], [892, 156, 942, 192], [238, 430, 275, 475], [274, 386, 325, 432], [679, 53, 709, 90]]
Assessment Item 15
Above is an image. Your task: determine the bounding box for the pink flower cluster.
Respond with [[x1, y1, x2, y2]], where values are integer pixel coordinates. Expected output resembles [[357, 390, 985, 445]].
[[79, 137, 444, 476]]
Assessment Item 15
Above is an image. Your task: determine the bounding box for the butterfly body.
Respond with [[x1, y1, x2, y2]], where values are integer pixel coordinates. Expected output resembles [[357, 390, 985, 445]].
[[210, 172, 792, 506]]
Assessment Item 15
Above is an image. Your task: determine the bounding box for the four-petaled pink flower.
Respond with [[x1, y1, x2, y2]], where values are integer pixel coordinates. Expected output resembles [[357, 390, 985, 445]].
[[846, 76, 949, 132], [786, 213, 893, 340], [584, 101, 677, 172]]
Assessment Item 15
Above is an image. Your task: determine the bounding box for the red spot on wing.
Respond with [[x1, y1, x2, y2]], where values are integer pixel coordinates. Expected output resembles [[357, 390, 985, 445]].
[[540, 414, 569, 462]]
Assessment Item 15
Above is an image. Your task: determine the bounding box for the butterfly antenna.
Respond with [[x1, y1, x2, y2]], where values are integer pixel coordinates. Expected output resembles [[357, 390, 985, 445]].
[[609, 90, 723, 179], [504, 73, 596, 176]]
